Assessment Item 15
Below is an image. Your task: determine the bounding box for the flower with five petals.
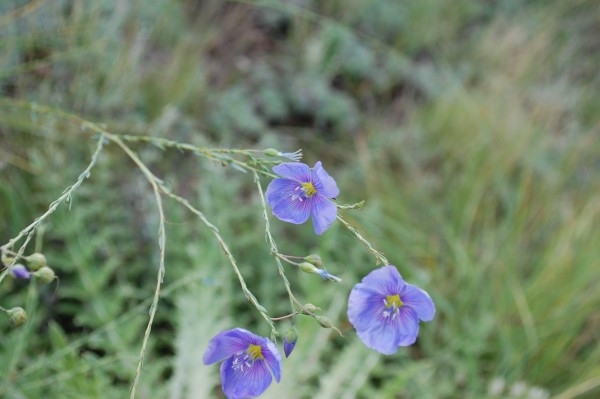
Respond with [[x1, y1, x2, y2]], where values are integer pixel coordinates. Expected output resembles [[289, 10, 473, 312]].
[[266, 162, 339, 235]]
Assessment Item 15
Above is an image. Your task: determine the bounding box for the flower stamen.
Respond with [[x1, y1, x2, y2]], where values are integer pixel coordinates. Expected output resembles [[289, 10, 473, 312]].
[[385, 294, 403, 309], [231, 352, 253, 372], [382, 294, 403, 319], [301, 182, 317, 197], [247, 343, 264, 360]]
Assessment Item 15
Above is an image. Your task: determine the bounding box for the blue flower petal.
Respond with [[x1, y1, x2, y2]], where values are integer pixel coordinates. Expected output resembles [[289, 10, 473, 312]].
[[359, 265, 405, 296], [393, 306, 420, 342], [266, 178, 311, 224], [348, 266, 435, 353], [312, 161, 339, 198], [310, 194, 337, 235], [355, 308, 419, 354], [402, 283, 436, 322], [11, 264, 31, 279], [203, 328, 254, 365], [262, 340, 282, 381], [220, 356, 273, 399], [347, 285, 385, 331], [272, 162, 311, 182], [283, 337, 296, 358], [361, 265, 402, 285]]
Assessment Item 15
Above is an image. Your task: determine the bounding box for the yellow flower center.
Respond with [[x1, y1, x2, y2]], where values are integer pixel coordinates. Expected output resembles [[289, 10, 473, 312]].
[[301, 182, 317, 197], [385, 294, 403, 309], [247, 344, 264, 360]]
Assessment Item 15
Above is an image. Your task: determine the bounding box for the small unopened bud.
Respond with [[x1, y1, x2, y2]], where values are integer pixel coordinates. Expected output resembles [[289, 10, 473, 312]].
[[263, 148, 303, 161], [8, 307, 27, 326], [298, 262, 319, 274], [303, 254, 324, 268], [263, 148, 281, 157], [298, 262, 341, 283], [315, 315, 334, 329], [283, 327, 298, 358], [33, 266, 55, 284], [302, 303, 320, 314], [25, 253, 47, 271], [11, 264, 31, 279], [2, 252, 16, 266]]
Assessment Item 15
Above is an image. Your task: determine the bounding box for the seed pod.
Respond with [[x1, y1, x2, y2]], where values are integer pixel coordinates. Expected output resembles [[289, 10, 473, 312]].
[[301, 303, 320, 314], [33, 266, 55, 284], [26, 253, 47, 271], [8, 307, 27, 327], [315, 315, 334, 329]]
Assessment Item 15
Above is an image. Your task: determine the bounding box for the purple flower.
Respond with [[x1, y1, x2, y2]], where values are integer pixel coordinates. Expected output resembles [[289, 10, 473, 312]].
[[347, 265, 435, 355], [203, 328, 282, 399], [266, 162, 339, 235], [11, 264, 31, 279]]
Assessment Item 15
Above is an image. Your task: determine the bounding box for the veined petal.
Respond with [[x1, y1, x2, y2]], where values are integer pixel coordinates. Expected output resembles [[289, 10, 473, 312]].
[[310, 194, 337, 235], [265, 178, 299, 205], [220, 356, 273, 399], [272, 162, 311, 182], [266, 178, 311, 224], [347, 284, 385, 331], [261, 340, 282, 381], [312, 161, 339, 198], [355, 308, 419, 355], [394, 306, 420, 341], [402, 283, 436, 322], [358, 265, 405, 296], [203, 328, 253, 365]]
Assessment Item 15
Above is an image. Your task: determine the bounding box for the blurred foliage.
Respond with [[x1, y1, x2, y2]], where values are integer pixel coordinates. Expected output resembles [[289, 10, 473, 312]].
[[1, 0, 599, 398]]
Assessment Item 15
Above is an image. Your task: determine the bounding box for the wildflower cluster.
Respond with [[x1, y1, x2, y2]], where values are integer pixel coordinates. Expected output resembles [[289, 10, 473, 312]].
[[0, 107, 433, 398], [204, 160, 435, 398]]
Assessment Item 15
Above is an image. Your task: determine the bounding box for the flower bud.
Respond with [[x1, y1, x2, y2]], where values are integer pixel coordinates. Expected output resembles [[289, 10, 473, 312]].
[[8, 307, 27, 326], [283, 327, 298, 358], [25, 253, 47, 271], [33, 266, 55, 284], [11, 264, 31, 279], [263, 148, 281, 157], [315, 315, 334, 329], [263, 148, 303, 161], [2, 252, 16, 266], [303, 254, 324, 268], [299, 262, 341, 282], [298, 262, 319, 274]]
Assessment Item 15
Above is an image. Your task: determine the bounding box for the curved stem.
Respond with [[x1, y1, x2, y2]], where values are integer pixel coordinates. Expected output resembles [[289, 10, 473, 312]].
[[253, 172, 309, 315], [337, 214, 389, 265], [110, 137, 166, 399]]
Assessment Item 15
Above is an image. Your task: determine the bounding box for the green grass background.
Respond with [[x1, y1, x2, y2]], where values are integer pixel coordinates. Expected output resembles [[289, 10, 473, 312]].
[[1, 0, 599, 398]]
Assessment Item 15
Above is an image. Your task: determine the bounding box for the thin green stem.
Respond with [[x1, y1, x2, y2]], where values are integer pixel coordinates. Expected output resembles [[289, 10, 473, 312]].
[[337, 214, 389, 265], [117, 134, 279, 178], [253, 172, 308, 318], [159, 185, 276, 335], [0, 135, 105, 285], [110, 137, 166, 399]]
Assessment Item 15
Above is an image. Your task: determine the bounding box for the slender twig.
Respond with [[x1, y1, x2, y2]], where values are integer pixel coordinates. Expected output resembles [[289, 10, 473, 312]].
[[110, 137, 166, 399], [253, 171, 310, 317], [0, 135, 105, 284], [118, 134, 278, 178], [337, 215, 389, 265], [159, 185, 277, 335]]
